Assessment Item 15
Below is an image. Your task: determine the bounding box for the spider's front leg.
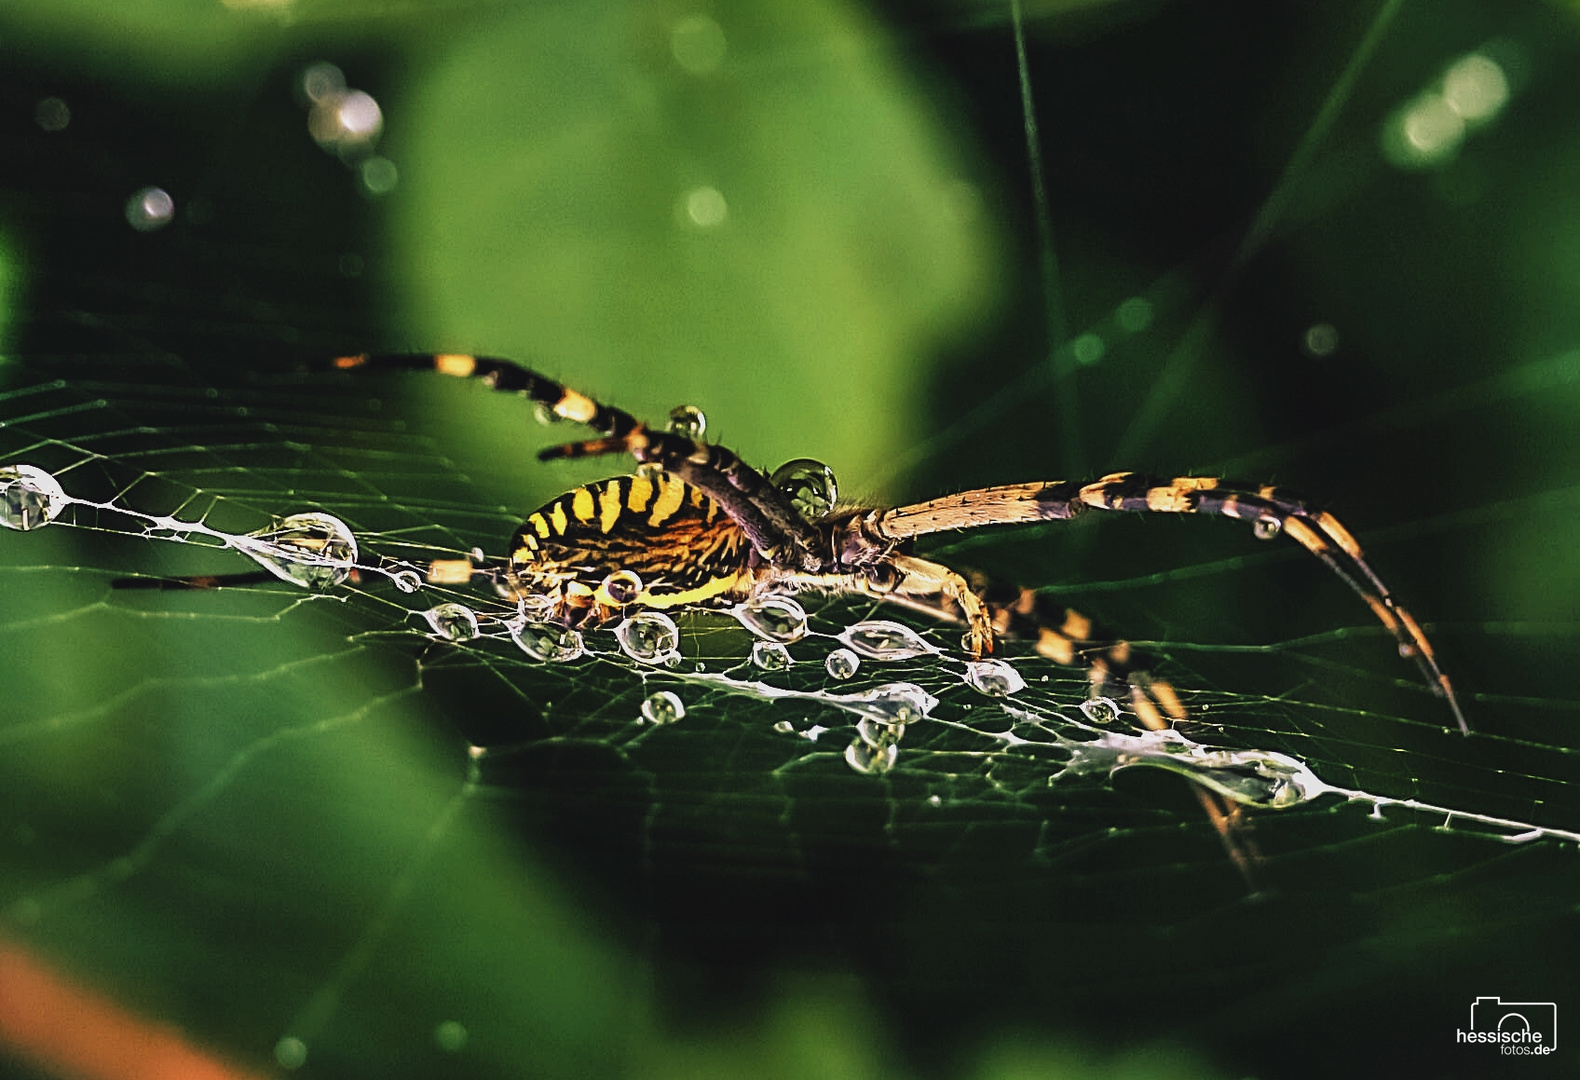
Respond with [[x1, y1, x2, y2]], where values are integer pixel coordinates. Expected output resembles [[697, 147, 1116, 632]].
[[884, 554, 996, 657]]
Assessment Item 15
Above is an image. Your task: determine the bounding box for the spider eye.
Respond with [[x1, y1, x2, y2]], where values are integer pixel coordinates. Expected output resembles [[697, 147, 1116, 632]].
[[770, 458, 838, 520]]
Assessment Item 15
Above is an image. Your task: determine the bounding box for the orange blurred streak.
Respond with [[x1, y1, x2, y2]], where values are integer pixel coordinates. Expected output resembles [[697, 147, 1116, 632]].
[[0, 939, 268, 1080]]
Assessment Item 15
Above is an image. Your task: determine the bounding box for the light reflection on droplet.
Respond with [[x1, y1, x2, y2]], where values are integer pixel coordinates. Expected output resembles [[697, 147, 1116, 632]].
[[35, 97, 70, 132], [301, 62, 345, 104], [274, 1036, 308, 1070], [0, 464, 69, 531], [825, 648, 859, 680], [1303, 323, 1339, 357], [434, 1020, 469, 1053], [640, 690, 686, 725], [671, 14, 727, 75], [126, 187, 175, 232], [751, 640, 792, 671], [361, 157, 398, 195], [1441, 53, 1508, 124], [1402, 94, 1463, 156], [1072, 333, 1105, 366], [1116, 296, 1153, 333], [683, 186, 728, 228]]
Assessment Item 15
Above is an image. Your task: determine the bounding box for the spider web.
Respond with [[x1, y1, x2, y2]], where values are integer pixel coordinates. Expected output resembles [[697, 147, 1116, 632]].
[[2, 2, 1579, 1079]]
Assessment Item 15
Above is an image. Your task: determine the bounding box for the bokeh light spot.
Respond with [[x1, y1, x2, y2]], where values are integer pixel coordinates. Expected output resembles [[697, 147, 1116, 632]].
[[1116, 296, 1153, 333], [1303, 322, 1339, 357], [1072, 333, 1105, 366], [34, 97, 69, 132], [671, 15, 727, 75], [125, 186, 174, 232], [434, 1020, 469, 1052], [360, 157, 399, 195], [1442, 53, 1508, 124], [682, 186, 728, 228], [301, 62, 344, 103]]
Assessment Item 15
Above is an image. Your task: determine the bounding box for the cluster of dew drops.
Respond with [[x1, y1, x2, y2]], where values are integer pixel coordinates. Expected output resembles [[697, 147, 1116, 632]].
[[2, 442, 1035, 779]]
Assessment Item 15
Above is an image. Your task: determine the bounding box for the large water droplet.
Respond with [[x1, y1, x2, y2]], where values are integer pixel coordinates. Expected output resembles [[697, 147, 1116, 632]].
[[751, 640, 792, 670], [423, 602, 480, 642], [640, 690, 686, 725], [0, 464, 68, 531], [963, 658, 1026, 697], [857, 716, 903, 749], [844, 738, 898, 775], [666, 404, 707, 439], [513, 622, 584, 662], [732, 595, 808, 642], [838, 620, 937, 661], [600, 569, 643, 605], [246, 512, 358, 588], [769, 458, 838, 521], [824, 648, 859, 680], [839, 682, 937, 727], [615, 611, 681, 666], [1079, 697, 1122, 725]]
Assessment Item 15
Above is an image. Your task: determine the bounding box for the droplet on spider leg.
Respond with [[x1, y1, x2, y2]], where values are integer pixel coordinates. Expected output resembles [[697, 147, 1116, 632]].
[[0, 464, 69, 530], [732, 595, 808, 642], [512, 622, 584, 663], [600, 569, 643, 605], [824, 648, 860, 679], [391, 568, 422, 593], [244, 512, 358, 588], [423, 602, 480, 642], [1252, 517, 1282, 540], [769, 458, 838, 520], [963, 658, 1026, 697], [533, 401, 563, 427], [838, 620, 938, 661], [751, 641, 792, 670], [640, 690, 686, 725], [615, 611, 681, 666], [666, 405, 707, 439]]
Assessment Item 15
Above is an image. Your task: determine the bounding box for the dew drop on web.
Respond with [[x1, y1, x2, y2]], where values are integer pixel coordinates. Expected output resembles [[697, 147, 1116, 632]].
[[844, 737, 898, 775], [245, 512, 358, 588], [615, 611, 681, 666], [512, 622, 584, 663], [391, 568, 422, 593], [423, 602, 480, 642], [963, 658, 1026, 697], [732, 595, 808, 642], [824, 647, 859, 679], [838, 620, 937, 661], [601, 569, 643, 605], [640, 690, 686, 725], [0, 464, 69, 531], [751, 640, 792, 670], [769, 457, 838, 520]]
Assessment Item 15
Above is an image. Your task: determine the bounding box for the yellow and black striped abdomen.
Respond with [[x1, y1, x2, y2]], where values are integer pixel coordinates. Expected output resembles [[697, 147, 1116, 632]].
[[507, 470, 752, 614]]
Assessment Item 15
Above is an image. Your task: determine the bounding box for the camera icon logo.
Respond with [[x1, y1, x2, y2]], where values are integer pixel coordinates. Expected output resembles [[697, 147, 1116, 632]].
[[1467, 997, 1558, 1050]]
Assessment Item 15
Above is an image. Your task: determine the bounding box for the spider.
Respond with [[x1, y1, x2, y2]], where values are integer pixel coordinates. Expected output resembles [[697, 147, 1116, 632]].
[[328, 352, 1467, 745]]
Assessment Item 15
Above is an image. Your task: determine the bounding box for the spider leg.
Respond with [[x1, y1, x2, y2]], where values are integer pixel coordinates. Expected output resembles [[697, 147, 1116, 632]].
[[872, 473, 1467, 733], [332, 353, 828, 570], [887, 554, 995, 655]]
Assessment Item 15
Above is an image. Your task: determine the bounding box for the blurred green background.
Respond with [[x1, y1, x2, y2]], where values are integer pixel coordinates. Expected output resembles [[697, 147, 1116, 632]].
[[2, 1, 1579, 1079]]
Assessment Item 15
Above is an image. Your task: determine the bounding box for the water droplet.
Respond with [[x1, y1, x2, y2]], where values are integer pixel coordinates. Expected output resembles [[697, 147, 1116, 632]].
[[824, 648, 859, 680], [772, 719, 795, 734], [927, 794, 943, 807], [844, 737, 898, 775], [0, 464, 68, 531], [732, 595, 808, 642], [751, 640, 792, 670], [533, 401, 562, 427], [1252, 517, 1282, 541], [640, 690, 686, 725], [963, 659, 1026, 697], [769, 458, 838, 521], [857, 716, 903, 749], [126, 186, 175, 232], [423, 603, 480, 641], [666, 404, 707, 439], [839, 682, 937, 727], [1079, 697, 1122, 725], [512, 622, 584, 663], [615, 611, 681, 665], [838, 620, 937, 661], [246, 512, 358, 588], [516, 591, 558, 620], [600, 569, 643, 605], [391, 568, 422, 593]]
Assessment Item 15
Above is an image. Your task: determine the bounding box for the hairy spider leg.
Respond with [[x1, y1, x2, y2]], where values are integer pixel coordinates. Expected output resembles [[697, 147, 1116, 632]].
[[333, 353, 827, 571], [872, 473, 1467, 733]]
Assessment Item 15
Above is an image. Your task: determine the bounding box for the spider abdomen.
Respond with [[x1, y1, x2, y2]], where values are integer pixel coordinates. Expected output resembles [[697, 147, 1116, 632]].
[[505, 470, 753, 624]]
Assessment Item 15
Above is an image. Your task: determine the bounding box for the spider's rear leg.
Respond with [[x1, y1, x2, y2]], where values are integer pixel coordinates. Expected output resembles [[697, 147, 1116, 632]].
[[884, 554, 995, 656]]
